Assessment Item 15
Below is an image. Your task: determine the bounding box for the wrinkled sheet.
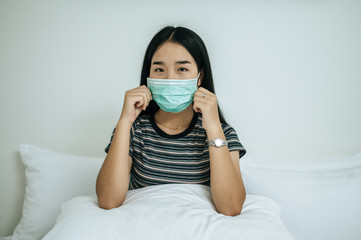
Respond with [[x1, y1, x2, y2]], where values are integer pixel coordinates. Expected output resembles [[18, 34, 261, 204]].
[[43, 184, 294, 240]]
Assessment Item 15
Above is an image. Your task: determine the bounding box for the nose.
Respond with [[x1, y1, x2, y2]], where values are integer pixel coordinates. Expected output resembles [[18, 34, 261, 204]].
[[166, 71, 177, 79]]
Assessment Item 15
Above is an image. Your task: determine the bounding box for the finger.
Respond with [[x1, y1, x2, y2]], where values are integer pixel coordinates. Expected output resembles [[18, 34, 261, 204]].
[[144, 87, 152, 107], [193, 90, 203, 100], [195, 89, 212, 98], [138, 88, 149, 110], [131, 88, 150, 109], [138, 86, 150, 105], [132, 95, 144, 108], [193, 101, 205, 113], [193, 95, 208, 104], [194, 91, 213, 102], [192, 101, 200, 113], [144, 86, 152, 101], [196, 87, 211, 94], [142, 94, 147, 110], [136, 86, 152, 106], [194, 88, 204, 94]]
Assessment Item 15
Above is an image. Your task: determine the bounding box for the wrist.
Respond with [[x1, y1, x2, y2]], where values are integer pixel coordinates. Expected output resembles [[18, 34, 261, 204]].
[[207, 137, 228, 148], [117, 117, 133, 130]]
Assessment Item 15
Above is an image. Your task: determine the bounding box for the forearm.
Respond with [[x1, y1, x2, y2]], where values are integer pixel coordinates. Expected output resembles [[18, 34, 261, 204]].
[[207, 125, 246, 216], [96, 119, 132, 209]]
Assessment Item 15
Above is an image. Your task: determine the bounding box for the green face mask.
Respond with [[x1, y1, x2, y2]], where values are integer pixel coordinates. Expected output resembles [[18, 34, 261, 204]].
[[147, 73, 200, 113]]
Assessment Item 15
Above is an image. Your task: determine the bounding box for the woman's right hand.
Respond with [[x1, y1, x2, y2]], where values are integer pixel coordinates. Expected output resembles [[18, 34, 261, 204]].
[[119, 85, 152, 125]]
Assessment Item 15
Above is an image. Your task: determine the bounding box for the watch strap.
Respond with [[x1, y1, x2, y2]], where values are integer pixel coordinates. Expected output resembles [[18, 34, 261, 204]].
[[207, 138, 228, 147]]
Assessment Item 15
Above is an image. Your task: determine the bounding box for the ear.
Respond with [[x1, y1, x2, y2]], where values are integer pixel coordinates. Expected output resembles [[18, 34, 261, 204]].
[[197, 69, 204, 87]]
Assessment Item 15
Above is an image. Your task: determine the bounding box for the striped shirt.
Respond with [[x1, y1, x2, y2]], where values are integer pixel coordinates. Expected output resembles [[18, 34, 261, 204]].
[[105, 111, 246, 190]]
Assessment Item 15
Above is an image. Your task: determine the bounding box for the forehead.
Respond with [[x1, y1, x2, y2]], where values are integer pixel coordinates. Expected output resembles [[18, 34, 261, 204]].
[[152, 41, 196, 63]]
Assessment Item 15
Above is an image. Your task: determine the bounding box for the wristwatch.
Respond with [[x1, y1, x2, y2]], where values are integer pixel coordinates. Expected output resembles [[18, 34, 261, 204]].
[[207, 138, 228, 148]]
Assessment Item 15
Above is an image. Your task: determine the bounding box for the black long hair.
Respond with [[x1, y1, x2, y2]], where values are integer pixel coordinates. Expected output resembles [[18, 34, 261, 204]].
[[139, 26, 227, 124]]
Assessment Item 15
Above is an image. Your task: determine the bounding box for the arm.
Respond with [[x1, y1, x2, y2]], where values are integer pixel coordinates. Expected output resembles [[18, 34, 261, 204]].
[[96, 119, 133, 209], [96, 85, 152, 209], [192, 87, 246, 216], [206, 126, 246, 216]]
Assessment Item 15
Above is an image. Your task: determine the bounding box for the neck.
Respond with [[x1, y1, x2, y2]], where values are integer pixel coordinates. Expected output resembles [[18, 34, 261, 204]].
[[154, 104, 195, 129]]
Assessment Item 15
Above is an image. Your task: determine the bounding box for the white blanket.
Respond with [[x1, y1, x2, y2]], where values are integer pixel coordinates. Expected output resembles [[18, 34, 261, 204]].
[[43, 184, 293, 240]]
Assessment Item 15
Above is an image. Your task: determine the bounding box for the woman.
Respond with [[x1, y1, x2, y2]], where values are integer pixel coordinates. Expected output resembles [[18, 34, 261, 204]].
[[96, 26, 247, 216]]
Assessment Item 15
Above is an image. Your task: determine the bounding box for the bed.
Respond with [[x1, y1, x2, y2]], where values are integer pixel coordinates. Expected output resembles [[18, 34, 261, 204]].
[[2, 144, 361, 240]]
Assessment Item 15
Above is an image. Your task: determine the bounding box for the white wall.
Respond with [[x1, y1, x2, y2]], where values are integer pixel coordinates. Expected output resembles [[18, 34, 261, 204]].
[[1, 0, 360, 236]]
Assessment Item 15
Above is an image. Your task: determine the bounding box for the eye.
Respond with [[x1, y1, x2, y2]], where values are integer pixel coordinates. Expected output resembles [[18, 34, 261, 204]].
[[155, 68, 164, 72], [178, 67, 188, 72]]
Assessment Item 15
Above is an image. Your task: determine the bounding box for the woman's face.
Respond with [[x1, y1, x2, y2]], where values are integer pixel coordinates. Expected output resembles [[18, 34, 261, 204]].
[[149, 41, 201, 84]]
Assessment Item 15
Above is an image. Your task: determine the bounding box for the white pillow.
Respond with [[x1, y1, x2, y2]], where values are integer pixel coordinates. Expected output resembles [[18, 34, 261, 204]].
[[239, 153, 361, 240], [11, 144, 103, 240], [43, 184, 294, 240]]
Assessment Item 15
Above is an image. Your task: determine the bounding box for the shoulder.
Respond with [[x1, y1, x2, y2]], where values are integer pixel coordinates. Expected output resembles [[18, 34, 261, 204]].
[[220, 122, 246, 158]]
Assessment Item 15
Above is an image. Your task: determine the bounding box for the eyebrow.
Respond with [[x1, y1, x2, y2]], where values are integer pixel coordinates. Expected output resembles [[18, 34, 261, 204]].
[[176, 60, 191, 64], [152, 60, 192, 65]]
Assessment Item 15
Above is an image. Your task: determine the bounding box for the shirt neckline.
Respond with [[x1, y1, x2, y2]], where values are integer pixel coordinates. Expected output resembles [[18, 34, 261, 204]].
[[149, 110, 199, 139]]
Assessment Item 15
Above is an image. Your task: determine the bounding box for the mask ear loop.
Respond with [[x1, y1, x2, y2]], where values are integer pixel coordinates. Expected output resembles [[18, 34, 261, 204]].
[[196, 72, 201, 88]]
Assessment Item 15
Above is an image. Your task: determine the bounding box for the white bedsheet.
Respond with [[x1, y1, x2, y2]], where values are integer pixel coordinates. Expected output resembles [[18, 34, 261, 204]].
[[42, 184, 293, 240], [0, 236, 11, 240]]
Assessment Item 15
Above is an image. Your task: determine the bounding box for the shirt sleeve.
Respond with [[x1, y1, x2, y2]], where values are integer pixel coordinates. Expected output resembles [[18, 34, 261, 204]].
[[222, 123, 246, 159], [104, 128, 116, 154], [104, 122, 136, 158]]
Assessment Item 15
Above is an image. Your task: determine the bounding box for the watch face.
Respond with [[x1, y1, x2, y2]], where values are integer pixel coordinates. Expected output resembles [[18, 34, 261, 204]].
[[215, 138, 222, 147]]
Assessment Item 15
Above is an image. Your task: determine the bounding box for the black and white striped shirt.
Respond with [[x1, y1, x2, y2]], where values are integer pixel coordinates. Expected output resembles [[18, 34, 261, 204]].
[[105, 111, 246, 190]]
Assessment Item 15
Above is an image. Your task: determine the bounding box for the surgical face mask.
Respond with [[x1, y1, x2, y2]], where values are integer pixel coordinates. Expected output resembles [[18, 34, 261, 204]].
[[147, 73, 200, 113]]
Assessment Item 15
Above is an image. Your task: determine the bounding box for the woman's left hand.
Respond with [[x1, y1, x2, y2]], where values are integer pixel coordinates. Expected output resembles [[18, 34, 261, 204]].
[[193, 87, 221, 131]]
